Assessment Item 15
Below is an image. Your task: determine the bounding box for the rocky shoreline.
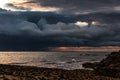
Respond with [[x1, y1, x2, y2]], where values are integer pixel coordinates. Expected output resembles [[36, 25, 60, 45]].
[[0, 51, 120, 80], [83, 51, 120, 78], [94, 51, 120, 78]]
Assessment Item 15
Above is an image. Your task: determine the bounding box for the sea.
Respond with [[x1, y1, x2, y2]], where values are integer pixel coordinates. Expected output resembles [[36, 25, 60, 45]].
[[0, 52, 109, 70]]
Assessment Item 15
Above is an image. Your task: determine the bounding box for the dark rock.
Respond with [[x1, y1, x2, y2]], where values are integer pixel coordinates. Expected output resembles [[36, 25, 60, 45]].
[[94, 51, 120, 78], [82, 62, 99, 69], [95, 67, 120, 78]]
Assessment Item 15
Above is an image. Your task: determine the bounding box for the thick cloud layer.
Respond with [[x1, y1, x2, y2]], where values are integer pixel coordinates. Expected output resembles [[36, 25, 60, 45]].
[[26, 0, 120, 13], [0, 9, 120, 50]]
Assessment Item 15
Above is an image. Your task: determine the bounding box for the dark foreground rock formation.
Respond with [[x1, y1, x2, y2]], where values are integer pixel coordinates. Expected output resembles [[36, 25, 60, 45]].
[[0, 64, 119, 80], [95, 51, 120, 78], [83, 51, 120, 78]]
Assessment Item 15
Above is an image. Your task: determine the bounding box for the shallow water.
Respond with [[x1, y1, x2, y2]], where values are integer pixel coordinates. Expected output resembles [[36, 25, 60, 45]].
[[0, 52, 109, 70]]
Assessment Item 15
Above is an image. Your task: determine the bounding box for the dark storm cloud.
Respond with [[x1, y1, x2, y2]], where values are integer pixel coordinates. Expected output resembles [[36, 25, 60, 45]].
[[27, 0, 120, 13], [0, 10, 120, 50], [0, 8, 7, 12], [6, 3, 31, 11]]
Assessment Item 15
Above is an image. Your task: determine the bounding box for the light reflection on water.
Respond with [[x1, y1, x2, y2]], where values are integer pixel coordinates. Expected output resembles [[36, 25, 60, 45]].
[[0, 52, 109, 70]]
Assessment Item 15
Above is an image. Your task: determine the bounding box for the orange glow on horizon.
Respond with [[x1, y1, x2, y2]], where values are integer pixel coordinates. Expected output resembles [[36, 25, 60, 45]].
[[49, 46, 120, 52]]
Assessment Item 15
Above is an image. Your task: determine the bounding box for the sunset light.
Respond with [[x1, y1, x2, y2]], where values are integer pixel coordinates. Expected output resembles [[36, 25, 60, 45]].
[[0, 0, 10, 8], [75, 21, 88, 27], [0, 0, 59, 11]]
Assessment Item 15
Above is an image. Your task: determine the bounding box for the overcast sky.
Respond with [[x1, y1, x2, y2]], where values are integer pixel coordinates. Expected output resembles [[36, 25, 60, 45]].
[[0, 0, 120, 51]]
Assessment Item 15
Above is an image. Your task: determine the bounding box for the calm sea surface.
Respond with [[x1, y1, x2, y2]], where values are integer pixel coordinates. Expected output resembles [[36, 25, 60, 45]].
[[0, 52, 109, 70]]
